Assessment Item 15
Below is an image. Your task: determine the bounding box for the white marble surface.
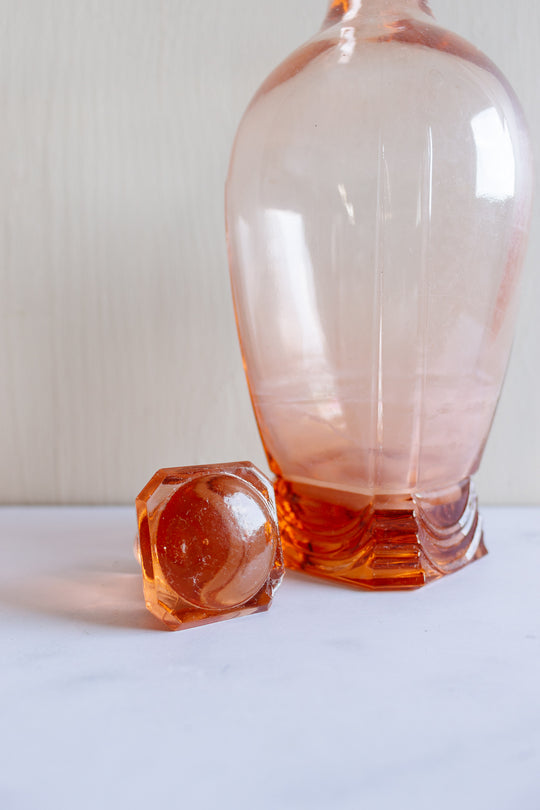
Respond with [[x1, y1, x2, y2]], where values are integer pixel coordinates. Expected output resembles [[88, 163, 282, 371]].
[[1, 506, 539, 810]]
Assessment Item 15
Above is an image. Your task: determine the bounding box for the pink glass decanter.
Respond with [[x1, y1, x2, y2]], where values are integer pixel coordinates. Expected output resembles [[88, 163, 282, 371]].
[[226, 0, 533, 589]]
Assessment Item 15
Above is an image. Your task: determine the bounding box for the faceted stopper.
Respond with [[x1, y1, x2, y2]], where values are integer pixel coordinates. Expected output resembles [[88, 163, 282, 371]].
[[136, 463, 284, 630]]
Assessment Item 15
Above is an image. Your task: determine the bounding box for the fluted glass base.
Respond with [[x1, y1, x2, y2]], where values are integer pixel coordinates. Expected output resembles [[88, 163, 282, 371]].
[[275, 477, 486, 589]]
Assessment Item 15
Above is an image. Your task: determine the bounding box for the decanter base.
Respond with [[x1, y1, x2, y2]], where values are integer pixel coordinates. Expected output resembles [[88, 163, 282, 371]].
[[275, 477, 487, 590]]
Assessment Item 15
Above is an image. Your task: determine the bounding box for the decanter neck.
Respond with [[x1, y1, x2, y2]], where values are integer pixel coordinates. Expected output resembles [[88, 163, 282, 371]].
[[324, 0, 433, 25]]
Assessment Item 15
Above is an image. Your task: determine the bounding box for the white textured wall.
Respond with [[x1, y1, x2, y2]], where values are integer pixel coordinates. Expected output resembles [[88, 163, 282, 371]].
[[1, 0, 538, 505]]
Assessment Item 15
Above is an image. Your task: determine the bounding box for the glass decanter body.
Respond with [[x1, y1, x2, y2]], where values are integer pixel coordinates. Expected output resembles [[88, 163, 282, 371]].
[[226, 0, 533, 588]]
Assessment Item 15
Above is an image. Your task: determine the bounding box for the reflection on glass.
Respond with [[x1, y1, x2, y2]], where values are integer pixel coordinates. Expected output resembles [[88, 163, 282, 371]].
[[472, 107, 516, 201]]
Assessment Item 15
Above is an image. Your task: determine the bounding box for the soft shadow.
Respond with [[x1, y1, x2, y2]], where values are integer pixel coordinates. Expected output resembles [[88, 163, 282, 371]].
[[0, 557, 167, 632], [283, 568, 380, 594], [282, 567, 430, 597]]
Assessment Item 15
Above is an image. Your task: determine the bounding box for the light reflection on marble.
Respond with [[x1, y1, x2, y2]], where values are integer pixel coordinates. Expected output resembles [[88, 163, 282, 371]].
[[1, 570, 162, 631], [0, 507, 161, 631]]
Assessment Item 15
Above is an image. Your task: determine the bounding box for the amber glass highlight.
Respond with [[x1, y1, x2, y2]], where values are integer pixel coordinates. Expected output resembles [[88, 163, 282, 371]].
[[226, 0, 532, 588]]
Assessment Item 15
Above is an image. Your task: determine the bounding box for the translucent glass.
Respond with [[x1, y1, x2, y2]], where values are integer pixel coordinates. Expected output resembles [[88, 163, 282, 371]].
[[226, 0, 533, 588], [136, 463, 284, 629]]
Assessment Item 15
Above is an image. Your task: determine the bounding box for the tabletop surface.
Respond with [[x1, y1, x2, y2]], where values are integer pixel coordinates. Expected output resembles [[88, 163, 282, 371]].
[[1, 506, 539, 810]]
